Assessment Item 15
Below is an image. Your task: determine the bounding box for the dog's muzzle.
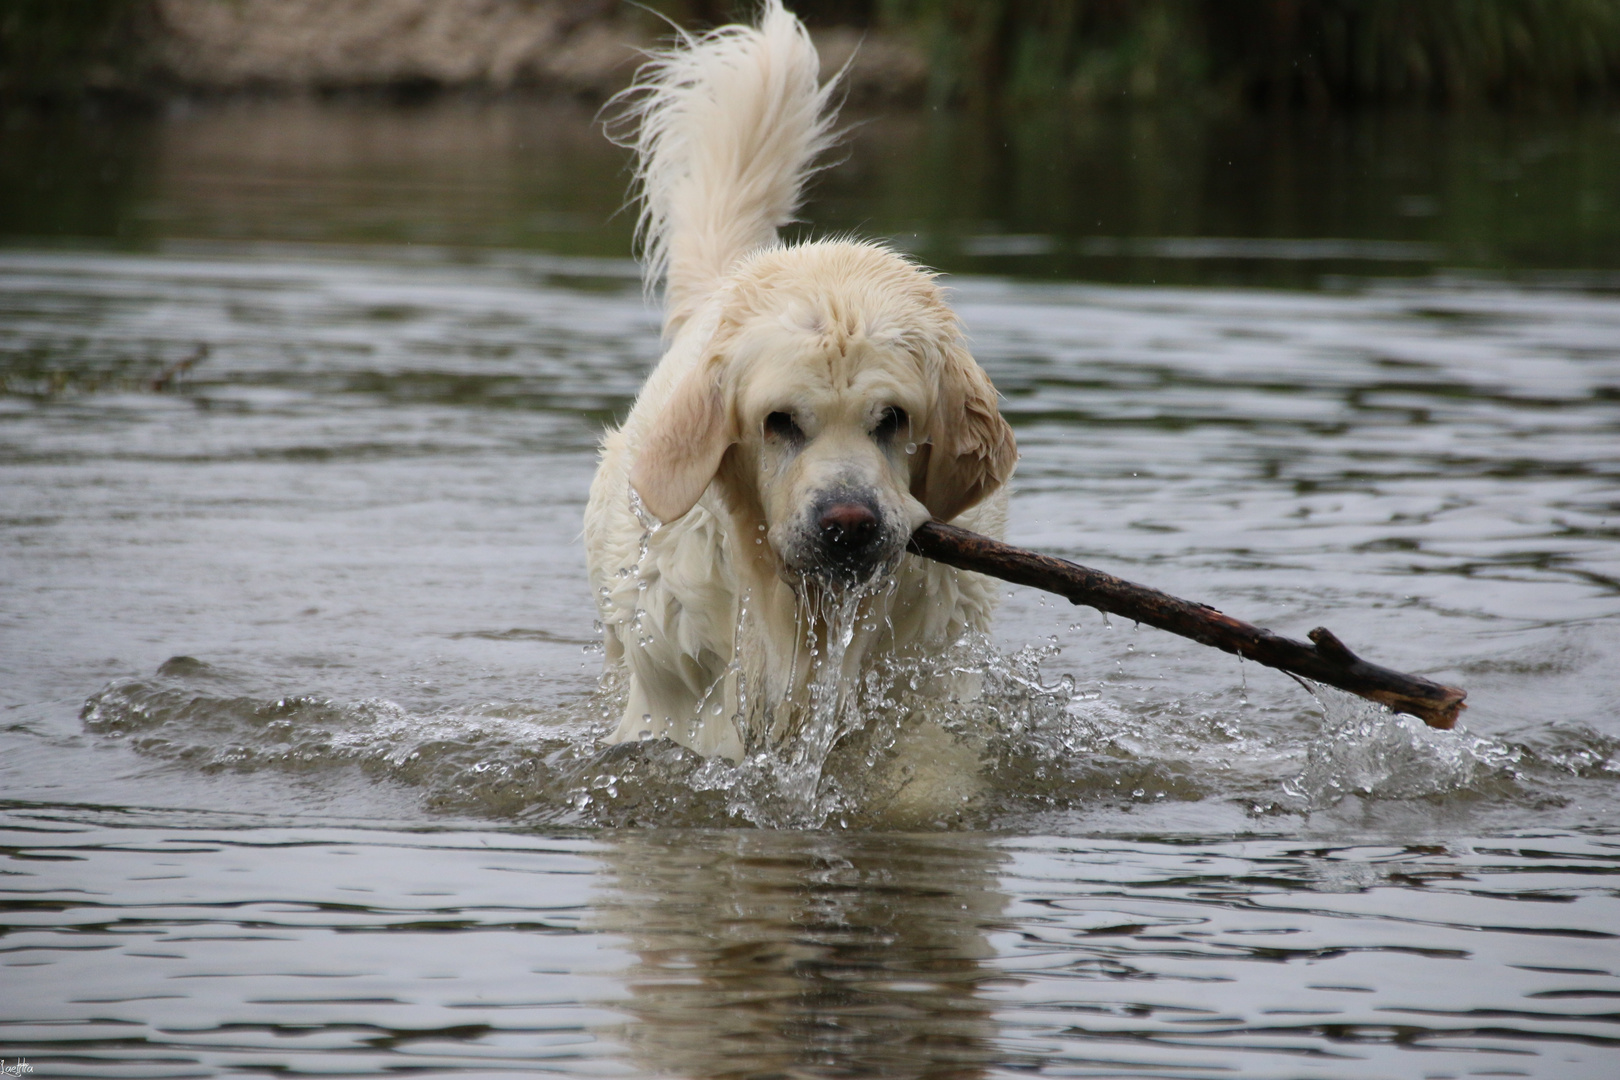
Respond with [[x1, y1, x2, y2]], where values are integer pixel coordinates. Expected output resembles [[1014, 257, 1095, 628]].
[[811, 492, 891, 583]]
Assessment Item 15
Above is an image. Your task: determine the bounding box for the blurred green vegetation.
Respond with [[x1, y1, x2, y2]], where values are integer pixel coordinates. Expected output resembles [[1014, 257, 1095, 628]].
[[878, 0, 1620, 109], [0, 0, 145, 101], [667, 0, 1620, 108], [6, 1, 1620, 108]]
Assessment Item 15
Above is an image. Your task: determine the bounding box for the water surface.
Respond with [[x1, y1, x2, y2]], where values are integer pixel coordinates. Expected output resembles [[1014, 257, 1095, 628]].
[[2, 99, 1619, 1076]]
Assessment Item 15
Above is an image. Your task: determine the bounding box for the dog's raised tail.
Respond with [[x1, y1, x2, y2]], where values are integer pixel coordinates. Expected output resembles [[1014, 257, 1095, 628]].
[[611, 1, 841, 335]]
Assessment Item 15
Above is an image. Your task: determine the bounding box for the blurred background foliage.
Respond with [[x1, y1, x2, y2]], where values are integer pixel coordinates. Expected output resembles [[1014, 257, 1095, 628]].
[[5, 0, 1620, 109], [0, 0, 147, 102], [896, 0, 1620, 109], [660, 0, 1620, 109]]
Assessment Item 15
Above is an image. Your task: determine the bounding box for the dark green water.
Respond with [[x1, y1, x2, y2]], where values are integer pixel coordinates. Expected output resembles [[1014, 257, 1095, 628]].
[[3, 98, 1619, 1077], [6, 99, 1620, 286]]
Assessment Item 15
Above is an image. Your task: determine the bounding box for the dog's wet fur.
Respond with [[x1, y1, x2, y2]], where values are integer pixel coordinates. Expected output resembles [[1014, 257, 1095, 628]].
[[584, 1, 1015, 774]]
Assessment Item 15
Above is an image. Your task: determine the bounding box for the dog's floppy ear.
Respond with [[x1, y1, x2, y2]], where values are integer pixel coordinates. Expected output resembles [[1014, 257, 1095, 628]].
[[920, 341, 1017, 523], [630, 356, 735, 524]]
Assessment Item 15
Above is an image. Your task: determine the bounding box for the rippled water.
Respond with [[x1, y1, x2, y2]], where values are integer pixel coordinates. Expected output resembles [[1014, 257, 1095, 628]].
[[3, 99, 1620, 1075], [6, 825, 1618, 1077]]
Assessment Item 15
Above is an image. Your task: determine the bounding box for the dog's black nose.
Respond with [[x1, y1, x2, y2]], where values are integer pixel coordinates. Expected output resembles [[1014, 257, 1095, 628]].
[[816, 498, 881, 559]]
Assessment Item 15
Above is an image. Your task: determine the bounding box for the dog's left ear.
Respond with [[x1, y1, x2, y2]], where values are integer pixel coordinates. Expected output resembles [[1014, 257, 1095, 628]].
[[919, 341, 1017, 523], [630, 356, 736, 524]]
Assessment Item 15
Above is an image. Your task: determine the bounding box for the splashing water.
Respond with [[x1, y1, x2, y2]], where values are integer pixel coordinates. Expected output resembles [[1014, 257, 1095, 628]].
[[76, 634, 1620, 830], [775, 576, 886, 810], [1282, 685, 1527, 809]]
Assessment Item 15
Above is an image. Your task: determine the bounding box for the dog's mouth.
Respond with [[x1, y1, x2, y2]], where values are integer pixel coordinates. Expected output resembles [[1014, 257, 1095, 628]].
[[774, 490, 908, 590]]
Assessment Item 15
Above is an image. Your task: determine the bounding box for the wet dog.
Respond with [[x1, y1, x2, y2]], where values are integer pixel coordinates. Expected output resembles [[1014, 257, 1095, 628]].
[[584, 1, 1015, 763]]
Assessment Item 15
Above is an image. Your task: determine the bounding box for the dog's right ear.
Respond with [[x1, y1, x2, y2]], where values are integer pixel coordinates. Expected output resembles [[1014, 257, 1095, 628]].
[[630, 357, 735, 524]]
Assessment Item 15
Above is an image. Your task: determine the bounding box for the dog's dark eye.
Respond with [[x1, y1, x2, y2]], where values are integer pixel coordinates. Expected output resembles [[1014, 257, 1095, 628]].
[[873, 406, 907, 441], [764, 411, 803, 442]]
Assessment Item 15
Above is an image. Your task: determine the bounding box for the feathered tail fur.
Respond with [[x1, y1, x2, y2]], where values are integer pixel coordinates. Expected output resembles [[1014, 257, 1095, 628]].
[[609, 0, 843, 335]]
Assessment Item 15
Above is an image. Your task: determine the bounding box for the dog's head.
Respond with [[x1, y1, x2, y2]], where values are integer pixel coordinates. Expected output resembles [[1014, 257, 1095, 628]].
[[631, 241, 1015, 588]]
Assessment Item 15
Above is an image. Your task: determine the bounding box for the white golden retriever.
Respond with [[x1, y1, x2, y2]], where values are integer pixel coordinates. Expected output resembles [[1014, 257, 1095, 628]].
[[585, 1, 1015, 765]]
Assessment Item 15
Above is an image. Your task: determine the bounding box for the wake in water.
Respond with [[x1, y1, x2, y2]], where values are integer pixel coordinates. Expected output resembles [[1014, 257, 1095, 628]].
[[79, 638, 1620, 830]]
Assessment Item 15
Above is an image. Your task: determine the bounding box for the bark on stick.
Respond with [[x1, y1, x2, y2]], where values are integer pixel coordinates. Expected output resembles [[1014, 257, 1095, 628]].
[[908, 520, 1467, 729]]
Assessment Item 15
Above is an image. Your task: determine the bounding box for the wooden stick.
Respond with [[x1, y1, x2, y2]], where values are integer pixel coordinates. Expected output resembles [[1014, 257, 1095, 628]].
[[907, 520, 1466, 729]]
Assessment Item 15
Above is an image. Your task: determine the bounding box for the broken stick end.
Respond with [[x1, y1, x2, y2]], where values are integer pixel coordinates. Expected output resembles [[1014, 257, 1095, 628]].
[[1368, 685, 1467, 730], [1411, 690, 1467, 731], [1307, 626, 1467, 730]]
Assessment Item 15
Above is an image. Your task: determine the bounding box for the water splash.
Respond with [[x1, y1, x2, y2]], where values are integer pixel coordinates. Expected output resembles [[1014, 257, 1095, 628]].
[[78, 644, 1620, 830], [650, 574, 903, 828], [1281, 686, 1525, 809], [778, 576, 883, 807]]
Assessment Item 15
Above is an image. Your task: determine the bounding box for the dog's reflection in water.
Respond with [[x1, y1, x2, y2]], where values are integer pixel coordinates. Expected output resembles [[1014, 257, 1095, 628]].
[[593, 831, 1008, 1079]]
